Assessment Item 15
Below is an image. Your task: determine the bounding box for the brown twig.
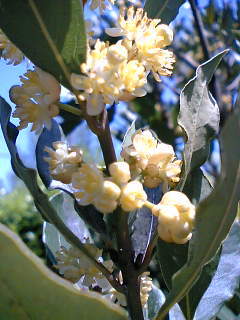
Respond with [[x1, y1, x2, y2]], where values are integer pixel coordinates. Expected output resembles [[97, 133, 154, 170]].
[[116, 209, 144, 320]]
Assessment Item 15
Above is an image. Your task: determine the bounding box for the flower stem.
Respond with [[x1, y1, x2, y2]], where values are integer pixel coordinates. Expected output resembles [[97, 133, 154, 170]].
[[58, 103, 82, 116], [97, 110, 117, 169]]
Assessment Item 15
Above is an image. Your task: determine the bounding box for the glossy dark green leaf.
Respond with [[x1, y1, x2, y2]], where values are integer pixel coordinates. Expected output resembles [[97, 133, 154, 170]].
[[144, 0, 185, 24], [195, 222, 240, 320], [178, 50, 228, 190], [0, 223, 127, 320], [0, 0, 86, 89], [156, 95, 240, 319]]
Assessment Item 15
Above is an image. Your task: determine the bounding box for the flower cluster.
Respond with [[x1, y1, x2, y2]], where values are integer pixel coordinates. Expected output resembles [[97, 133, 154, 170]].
[[44, 141, 83, 184], [152, 191, 195, 244], [71, 6, 174, 115], [10, 68, 61, 133], [0, 30, 24, 65], [106, 6, 175, 81], [55, 244, 113, 286], [121, 129, 182, 192], [72, 161, 147, 213]]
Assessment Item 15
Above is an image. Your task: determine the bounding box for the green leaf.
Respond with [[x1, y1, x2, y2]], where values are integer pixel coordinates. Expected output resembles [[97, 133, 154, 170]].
[[195, 222, 240, 320], [0, 223, 127, 320], [0, 0, 86, 89], [147, 285, 165, 320], [156, 95, 240, 319], [178, 50, 228, 190], [144, 0, 185, 24]]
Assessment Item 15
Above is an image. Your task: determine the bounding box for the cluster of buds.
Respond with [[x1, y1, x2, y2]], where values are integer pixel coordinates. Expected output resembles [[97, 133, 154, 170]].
[[72, 161, 147, 213], [121, 129, 182, 192], [151, 191, 195, 244], [10, 68, 61, 133], [0, 29, 24, 65], [71, 6, 174, 116], [44, 141, 83, 184]]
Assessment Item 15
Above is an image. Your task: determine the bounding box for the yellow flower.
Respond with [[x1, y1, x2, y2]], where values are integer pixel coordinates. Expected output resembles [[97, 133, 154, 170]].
[[109, 161, 131, 184], [94, 180, 121, 214], [0, 30, 24, 65], [44, 141, 83, 184], [120, 180, 147, 212], [152, 191, 195, 244], [71, 40, 147, 115], [72, 163, 104, 206], [105, 7, 175, 81], [72, 163, 121, 214], [11, 68, 60, 133]]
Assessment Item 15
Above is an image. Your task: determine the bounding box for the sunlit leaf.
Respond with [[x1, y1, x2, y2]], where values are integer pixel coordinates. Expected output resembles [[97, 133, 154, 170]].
[[178, 50, 228, 190], [0, 223, 127, 320]]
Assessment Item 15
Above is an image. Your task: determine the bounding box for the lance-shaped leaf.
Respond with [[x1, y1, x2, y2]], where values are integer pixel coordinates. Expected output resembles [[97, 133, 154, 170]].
[[178, 50, 228, 190], [0, 0, 86, 89], [0, 223, 127, 320], [195, 222, 240, 320], [144, 0, 185, 24], [156, 96, 240, 319]]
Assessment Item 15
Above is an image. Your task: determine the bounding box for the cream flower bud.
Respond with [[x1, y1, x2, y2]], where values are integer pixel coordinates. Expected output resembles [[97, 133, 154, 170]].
[[94, 198, 118, 214], [102, 180, 121, 200], [109, 161, 131, 184], [120, 181, 147, 212], [161, 191, 195, 221], [153, 191, 195, 244]]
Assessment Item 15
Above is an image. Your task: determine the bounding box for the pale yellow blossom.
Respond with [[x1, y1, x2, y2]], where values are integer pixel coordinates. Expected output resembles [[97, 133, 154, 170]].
[[120, 180, 147, 212], [122, 129, 181, 189], [71, 40, 147, 116], [0, 30, 24, 65], [44, 141, 83, 184], [152, 191, 195, 244], [11, 68, 60, 133], [56, 244, 113, 284], [109, 161, 131, 184], [72, 163, 121, 214], [105, 7, 175, 80], [72, 163, 104, 206]]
